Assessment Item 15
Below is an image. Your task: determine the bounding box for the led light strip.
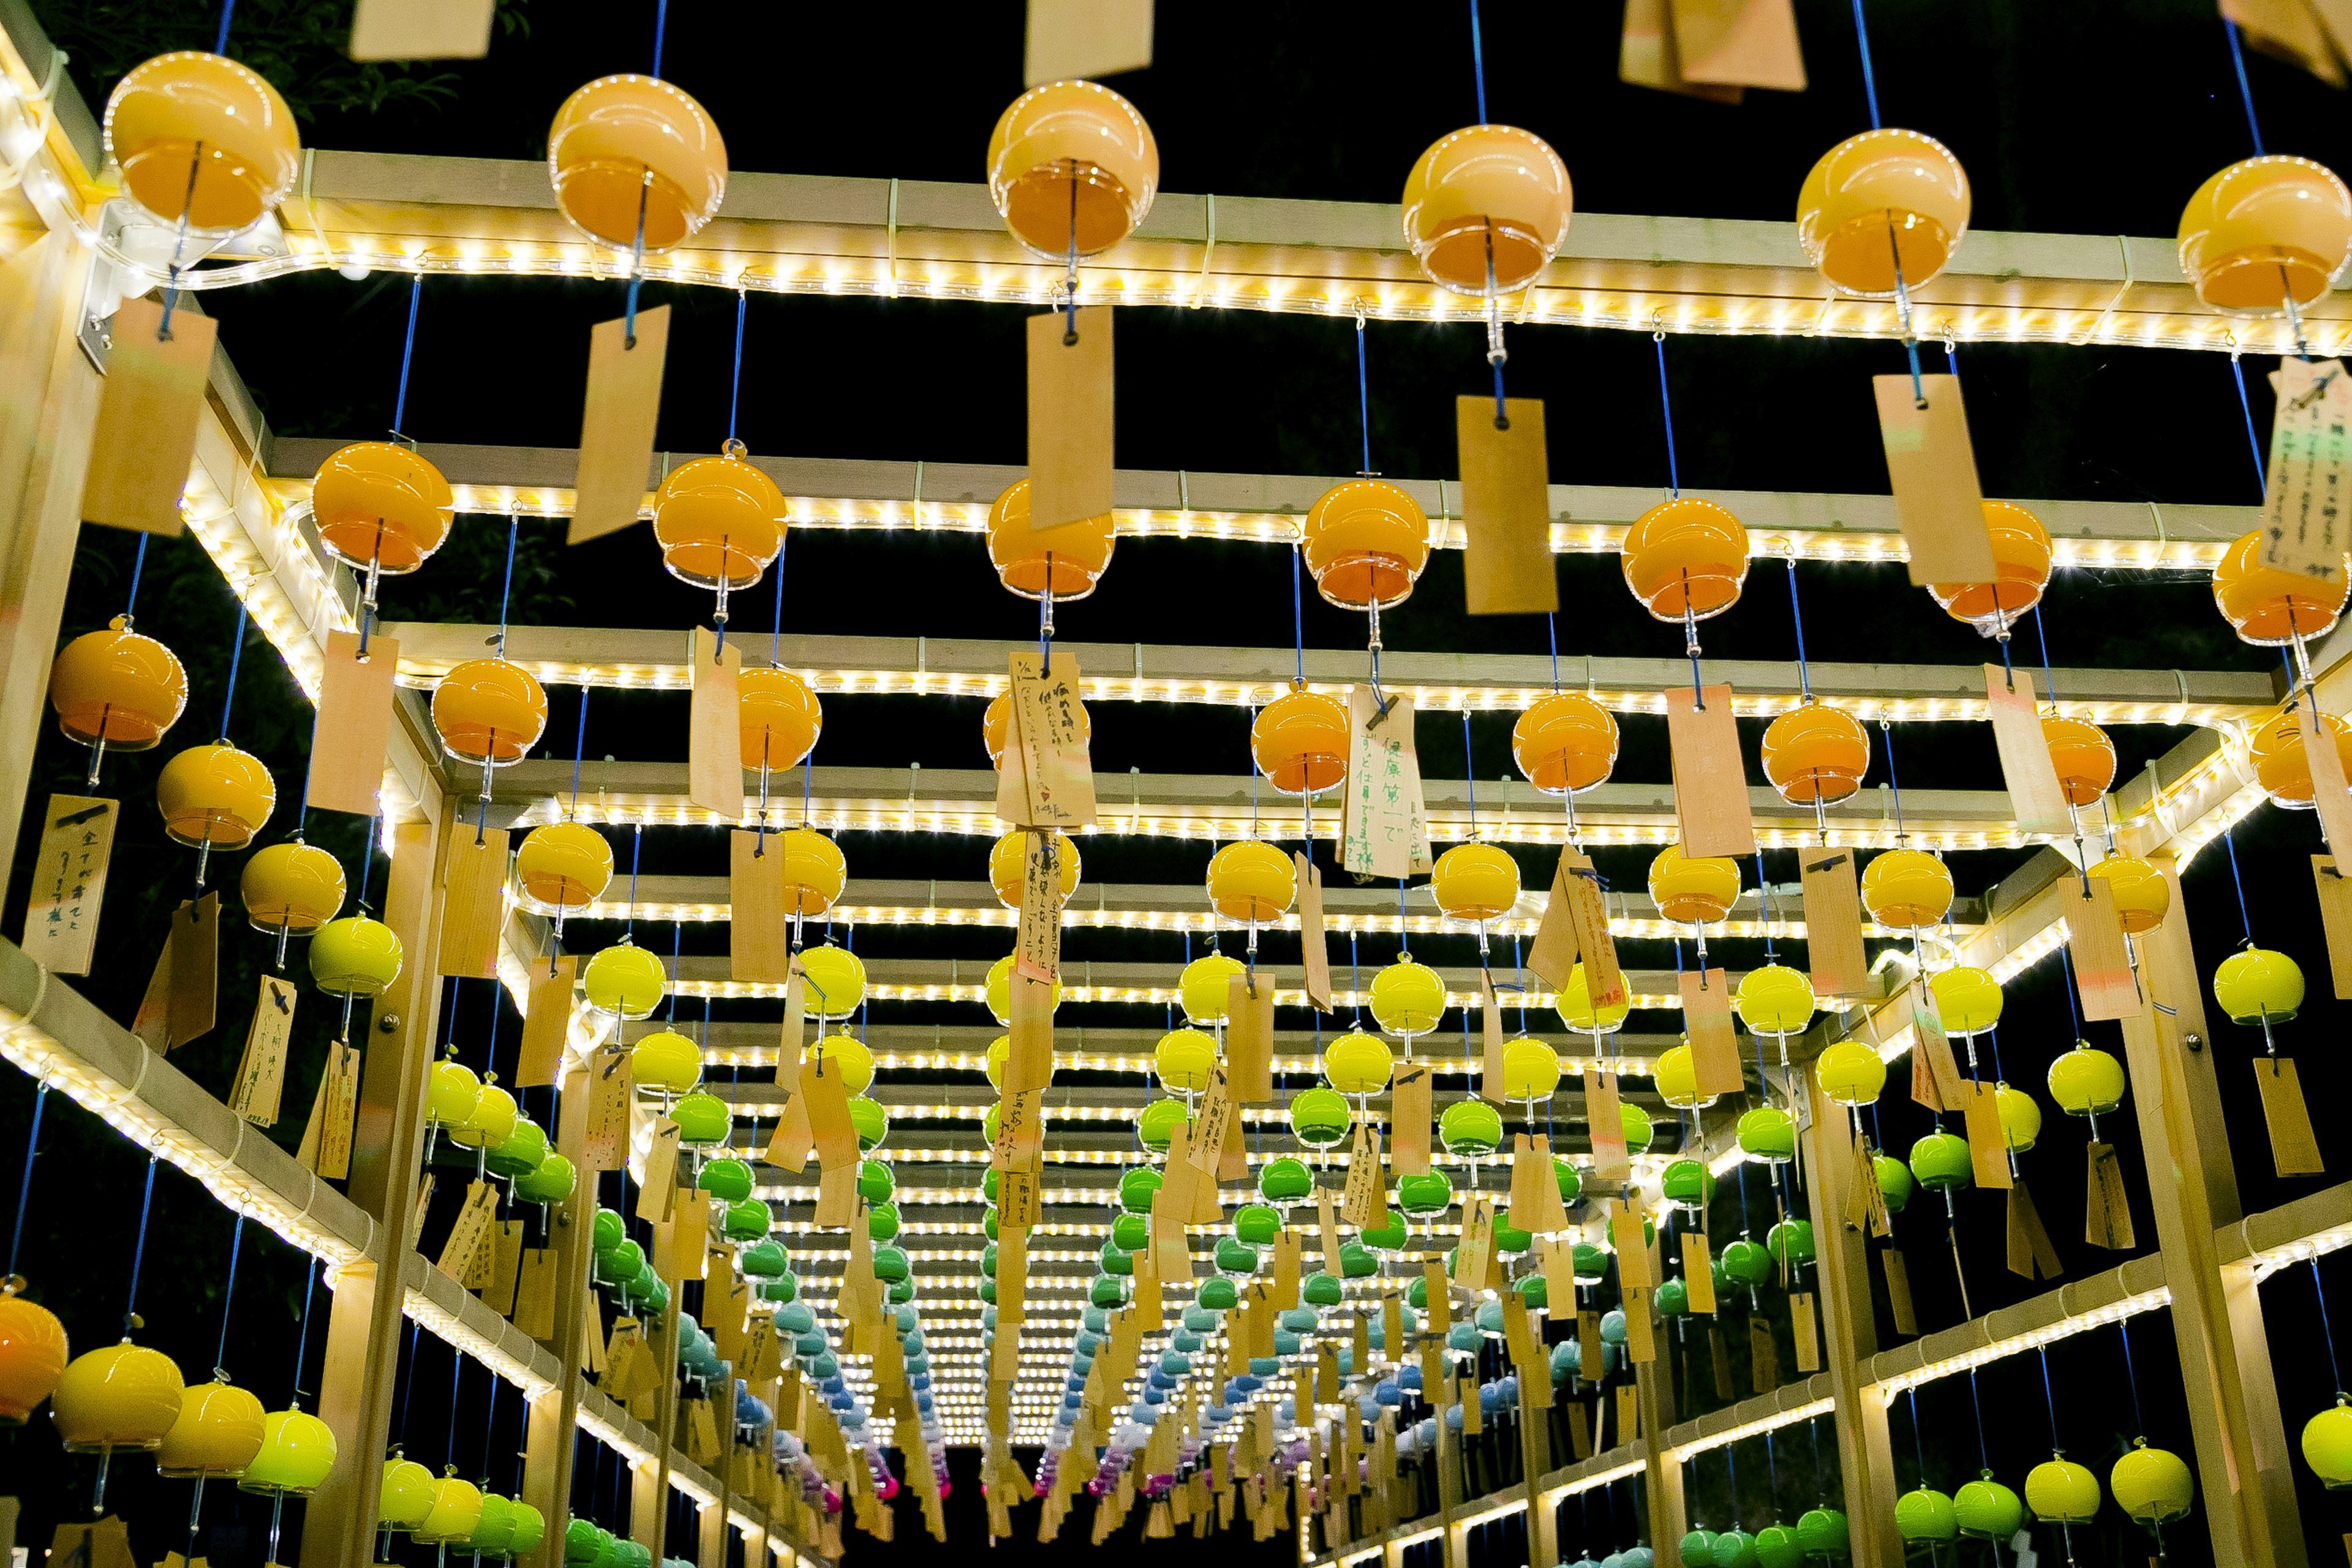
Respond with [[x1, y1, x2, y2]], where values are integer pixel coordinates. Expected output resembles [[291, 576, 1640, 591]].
[[1867, 1287, 2172, 1402], [701, 1046, 1656, 1076], [674, 979, 1684, 1009]]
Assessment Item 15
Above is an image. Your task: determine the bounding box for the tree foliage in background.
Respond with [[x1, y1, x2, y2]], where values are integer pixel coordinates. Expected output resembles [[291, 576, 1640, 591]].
[[33, 0, 527, 122]]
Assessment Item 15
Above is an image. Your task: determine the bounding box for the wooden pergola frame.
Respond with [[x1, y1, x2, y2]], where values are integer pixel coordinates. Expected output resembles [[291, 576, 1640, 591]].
[[0, 9, 2344, 1566]]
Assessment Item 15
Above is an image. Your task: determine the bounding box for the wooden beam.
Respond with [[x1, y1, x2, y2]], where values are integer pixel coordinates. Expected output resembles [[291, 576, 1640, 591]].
[[522, 1054, 601, 1568], [1800, 1070, 1893, 1566]]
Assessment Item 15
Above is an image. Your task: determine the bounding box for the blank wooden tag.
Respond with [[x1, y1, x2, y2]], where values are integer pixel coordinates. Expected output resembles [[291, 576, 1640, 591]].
[[1507, 1133, 1570, 1234], [1611, 1199, 1656, 1287], [1586, 1069, 1630, 1181], [636, 1116, 682, 1223], [1874, 374, 1994, 586], [570, 306, 668, 545], [2065, 876, 2142, 1020], [1670, 0, 1806, 88], [1883, 1246, 1918, 1335], [2005, 1182, 2064, 1280], [486, 1219, 524, 1314], [1225, 972, 1275, 1098], [1422, 1256, 1450, 1336], [2256, 1058, 2327, 1175], [688, 628, 744, 820], [1708, 1323, 1735, 1397], [1027, 307, 1115, 531], [1789, 1291, 1821, 1371], [1961, 1080, 2014, 1190], [1341, 1122, 1382, 1227], [1459, 1374, 1483, 1434], [999, 969, 1055, 1098], [2301, 698, 2352, 862], [2314, 856, 2352, 998], [296, 1036, 361, 1179], [1664, 684, 1756, 858], [1456, 396, 1559, 614], [1389, 1061, 1431, 1175], [1340, 686, 1433, 876], [726, 830, 791, 984], [581, 1040, 632, 1170], [50, 1517, 134, 1568], [1849, 1127, 1891, 1238], [1681, 968, 1744, 1098], [514, 955, 575, 1087], [1798, 846, 1869, 997], [435, 827, 509, 978], [349, 0, 495, 58], [2261, 356, 2352, 585], [1681, 1232, 1716, 1313], [1615, 1384, 1642, 1444], [1621, 0, 1745, 99], [1478, 972, 1509, 1102], [1296, 853, 1333, 1010], [1564, 1400, 1594, 1459], [1749, 1315, 1780, 1393], [1525, 850, 1581, 989], [1983, 666, 2073, 836], [230, 975, 297, 1126], [307, 631, 399, 816], [2085, 1142, 2136, 1250], [24, 794, 117, 976], [169, 893, 220, 1050], [1272, 1228, 1302, 1308], [84, 296, 214, 535], [1621, 1285, 1657, 1365]]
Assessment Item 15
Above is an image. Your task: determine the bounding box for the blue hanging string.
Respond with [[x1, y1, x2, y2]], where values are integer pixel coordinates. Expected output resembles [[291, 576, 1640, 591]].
[[2055, 938, 2084, 1041], [1654, 334, 1680, 499], [391, 276, 423, 437], [2312, 1259, 2345, 1394], [1966, 1368, 1992, 1469], [1462, 712, 1477, 831], [625, 824, 643, 943], [1291, 546, 1305, 684], [2223, 21, 2266, 155], [568, 688, 591, 818], [2221, 826, 2255, 942], [125, 1152, 160, 1329], [1546, 613, 1560, 692], [6, 1083, 48, 1280], [651, 0, 671, 77], [2230, 354, 2269, 499], [666, 921, 684, 1021], [727, 290, 748, 446], [291, 1259, 315, 1401], [1782, 560, 1812, 702], [1355, 316, 1375, 475], [219, 603, 249, 741], [484, 978, 503, 1080], [1351, 930, 1363, 1025], [214, 1212, 245, 1373], [214, 0, 236, 55], [125, 535, 150, 622], [2117, 1313, 2146, 1435], [1467, 0, 1489, 122], [1849, 0, 1882, 129], [497, 513, 520, 657], [771, 533, 788, 668]]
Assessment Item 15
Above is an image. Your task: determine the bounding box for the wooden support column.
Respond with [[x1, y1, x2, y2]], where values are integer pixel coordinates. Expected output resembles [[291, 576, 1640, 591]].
[[2115, 857, 2303, 1566], [1800, 1072, 1893, 1567], [1518, 1403, 1556, 1568], [1634, 1359, 1682, 1567], [701, 1359, 736, 1568], [301, 813, 451, 1568], [1432, 1401, 1465, 1568], [697, 1497, 727, 1568], [520, 1057, 598, 1568], [0, 232, 102, 880], [638, 1298, 684, 1553]]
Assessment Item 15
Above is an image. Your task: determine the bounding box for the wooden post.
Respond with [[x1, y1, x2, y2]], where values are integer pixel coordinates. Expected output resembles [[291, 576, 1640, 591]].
[[520, 1057, 599, 1568], [1433, 1399, 1466, 1568], [702, 1360, 736, 1568], [1800, 1071, 1894, 1567], [1634, 1359, 1682, 1566], [1518, 1395, 1556, 1568], [2114, 858, 2304, 1567], [698, 1496, 728, 1568], [0, 233, 104, 880], [641, 1298, 684, 1552], [301, 814, 451, 1568]]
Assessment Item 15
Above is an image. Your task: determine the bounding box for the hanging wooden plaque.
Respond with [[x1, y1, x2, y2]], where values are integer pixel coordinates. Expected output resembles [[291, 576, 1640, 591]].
[[2314, 856, 2352, 998], [1524, 849, 1581, 989], [305, 631, 401, 816], [1610, 1198, 1656, 1287], [83, 296, 214, 535], [229, 975, 297, 1126], [570, 306, 667, 545], [1961, 1080, 2014, 1191], [349, 0, 496, 58], [1389, 1060, 1431, 1175], [24, 795, 116, 976], [636, 1115, 682, 1224], [1621, 0, 1744, 99], [1669, 0, 1807, 88], [581, 1041, 632, 1171], [1027, 306, 1115, 531], [515, 956, 575, 1088], [1006, 968, 1056, 1094], [1507, 1133, 1570, 1235], [1797, 846, 1869, 998], [1789, 1291, 1821, 1371], [1664, 684, 1755, 858], [164, 893, 219, 1051], [435, 1178, 499, 1282], [295, 1036, 361, 1180], [1223, 970, 1275, 1099], [688, 628, 744, 820], [1681, 1232, 1716, 1313], [1188, 1063, 1234, 1176], [1883, 1246, 1918, 1335], [1456, 396, 1559, 614], [729, 830, 791, 984], [1983, 665, 2073, 836], [2260, 356, 2352, 585], [2065, 875, 2142, 1020], [1016, 831, 1064, 982], [2256, 1057, 2327, 1176], [1341, 686, 1432, 877], [1873, 374, 1995, 586], [1478, 971, 1509, 1102], [435, 827, 508, 979], [1681, 968, 1744, 1098], [2302, 697, 2352, 863], [2005, 1182, 2064, 1280], [1584, 1069, 1629, 1182], [1296, 853, 1333, 1010], [2085, 1142, 2136, 1250], [1340, 1121, 1382, 1227], [1001, 650, 1097, 827]]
